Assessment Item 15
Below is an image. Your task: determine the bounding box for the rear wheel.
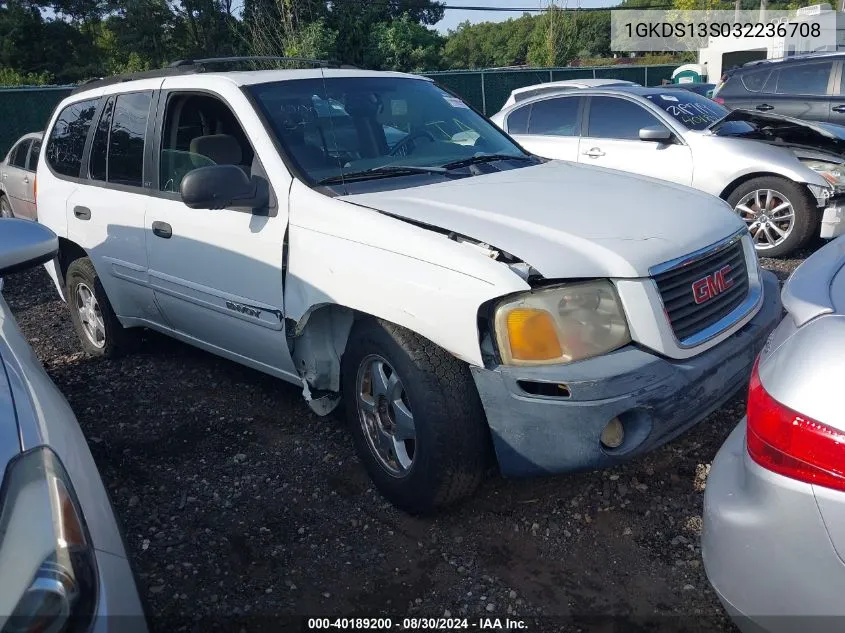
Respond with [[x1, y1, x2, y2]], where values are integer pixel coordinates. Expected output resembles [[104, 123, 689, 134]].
[[66, 257, 139, 358], [0, 195, 12, 218], [341, 318, 490, 514], [727, 176, 818, 257]]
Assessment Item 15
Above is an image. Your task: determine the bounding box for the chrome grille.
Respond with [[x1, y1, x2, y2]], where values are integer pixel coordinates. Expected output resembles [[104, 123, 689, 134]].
[[653, 238, 750, 343]]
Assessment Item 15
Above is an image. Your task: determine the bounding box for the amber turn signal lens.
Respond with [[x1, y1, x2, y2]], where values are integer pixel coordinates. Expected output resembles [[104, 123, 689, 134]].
[[505, 308, 562, 361]]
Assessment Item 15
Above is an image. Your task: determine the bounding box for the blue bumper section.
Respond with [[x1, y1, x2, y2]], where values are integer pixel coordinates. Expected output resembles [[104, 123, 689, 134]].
[[472, 270, 782, 477]]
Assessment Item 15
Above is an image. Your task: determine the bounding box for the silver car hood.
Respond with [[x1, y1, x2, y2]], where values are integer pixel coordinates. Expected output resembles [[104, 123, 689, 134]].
[[341, 161, 745, 279]]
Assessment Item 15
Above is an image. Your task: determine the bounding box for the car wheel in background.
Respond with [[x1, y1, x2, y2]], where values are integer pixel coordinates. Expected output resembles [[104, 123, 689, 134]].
[[66, 257, 139, 358], [0, 195, 12, 218], [341, 317, 491, 514], [727, 176, 818, 257]]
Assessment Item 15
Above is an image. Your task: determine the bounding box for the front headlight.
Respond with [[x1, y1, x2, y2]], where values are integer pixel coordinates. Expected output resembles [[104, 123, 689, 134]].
[[803, 159, 845, 189], [0, 447, 97, 633], [493, 280, 631, 366]]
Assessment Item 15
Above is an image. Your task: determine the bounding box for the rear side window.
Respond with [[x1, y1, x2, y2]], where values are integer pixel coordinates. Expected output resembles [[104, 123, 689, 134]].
[[88, 92, 152, 187], [587, 96, 660, 140], [739, 68, 771, 92], [506, 105, 530, 134], [89, 96, 114, 181], [528, 97, 581, 136], [772, 61, 832, 95], [46, 99, 98, 178], [8, 140, 31, 168], [26, 139, 41, 171]]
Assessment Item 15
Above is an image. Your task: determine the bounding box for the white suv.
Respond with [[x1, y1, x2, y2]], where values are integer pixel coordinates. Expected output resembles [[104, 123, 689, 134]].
[[35, 59, 781, 513]]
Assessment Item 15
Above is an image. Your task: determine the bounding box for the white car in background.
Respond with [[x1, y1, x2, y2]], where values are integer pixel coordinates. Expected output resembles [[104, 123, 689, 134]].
[[491, 82, 845, 257], [0, 132, 42, 220], [0, 219, 146, 632]]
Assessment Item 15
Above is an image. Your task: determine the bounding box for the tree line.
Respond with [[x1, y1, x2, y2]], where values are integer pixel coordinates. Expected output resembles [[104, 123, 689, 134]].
[[0, 0, 812, 85]]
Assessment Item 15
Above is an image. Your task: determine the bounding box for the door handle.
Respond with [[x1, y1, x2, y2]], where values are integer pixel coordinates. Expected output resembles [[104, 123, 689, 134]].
[[833, 105, 845, 113], [152, 221, 172, 239], [22, 177, 29, 184], [582, 147, 605, 158], [73, 206, 91, 220], [756, 104, 774, 111]]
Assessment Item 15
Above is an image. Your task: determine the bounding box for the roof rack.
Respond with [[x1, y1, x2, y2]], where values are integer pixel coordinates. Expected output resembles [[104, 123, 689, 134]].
[[71, 56, 359, 94]]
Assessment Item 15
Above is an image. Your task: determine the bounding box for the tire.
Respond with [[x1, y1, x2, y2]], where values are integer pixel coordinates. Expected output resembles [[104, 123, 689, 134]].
[[341, 318, 491, 514], [0, 194, 12, 218], [65, 257, 139, 358], [726, 176, 818, 257]]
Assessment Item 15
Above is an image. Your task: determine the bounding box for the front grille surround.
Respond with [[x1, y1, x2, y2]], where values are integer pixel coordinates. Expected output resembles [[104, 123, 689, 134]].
[[651, 230, 758, 347]]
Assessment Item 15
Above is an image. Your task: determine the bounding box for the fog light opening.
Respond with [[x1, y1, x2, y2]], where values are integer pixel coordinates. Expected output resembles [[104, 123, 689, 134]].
[[600, 417, 625, 449]]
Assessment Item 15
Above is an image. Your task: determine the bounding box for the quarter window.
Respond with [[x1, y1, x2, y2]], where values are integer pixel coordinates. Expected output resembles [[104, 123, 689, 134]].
[[506, 106, 529, 134], [528, 97, 581, 136], [739, 68, 771, 92], [8, 140, 31, 168], [587, 96, 660, 140], [46, 99, 98, 178]]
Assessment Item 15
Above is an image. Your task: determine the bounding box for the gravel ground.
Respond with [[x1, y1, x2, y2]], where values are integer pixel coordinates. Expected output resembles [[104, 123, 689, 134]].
[[2, 248, 810, 633]]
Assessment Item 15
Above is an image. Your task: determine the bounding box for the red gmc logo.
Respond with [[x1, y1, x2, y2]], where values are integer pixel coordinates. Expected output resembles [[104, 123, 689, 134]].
[[692, 265, 734, 304]]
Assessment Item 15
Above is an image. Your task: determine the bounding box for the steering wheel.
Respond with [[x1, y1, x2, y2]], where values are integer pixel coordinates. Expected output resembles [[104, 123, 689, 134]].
[[389, 129, 437, 157]]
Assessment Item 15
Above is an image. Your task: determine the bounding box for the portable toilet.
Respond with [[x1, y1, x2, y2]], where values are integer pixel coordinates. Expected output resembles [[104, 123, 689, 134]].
[[672, 63, 706, 84]]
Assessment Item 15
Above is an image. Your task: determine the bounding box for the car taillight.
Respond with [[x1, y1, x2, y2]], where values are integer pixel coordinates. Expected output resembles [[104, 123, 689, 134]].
[[713, 96, 725, 105], [746, 357, 845, 492], [33, 175, 37, 210]]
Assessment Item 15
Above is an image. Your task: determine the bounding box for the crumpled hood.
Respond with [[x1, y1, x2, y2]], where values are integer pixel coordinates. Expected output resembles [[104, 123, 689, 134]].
[[341, 161, 745, 279], [711, 109, 845, 158]]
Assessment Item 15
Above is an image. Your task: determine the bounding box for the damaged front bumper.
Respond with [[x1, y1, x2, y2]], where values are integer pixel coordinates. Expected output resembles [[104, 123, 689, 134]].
[[471, 270, 781, 478]]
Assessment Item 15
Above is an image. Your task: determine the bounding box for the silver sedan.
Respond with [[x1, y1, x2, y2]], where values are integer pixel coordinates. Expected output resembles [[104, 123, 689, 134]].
[[702, 233, 845, 633], [0, 132, 41, 220], [491, 83, 845, 257], [0, 219, 146, 632]]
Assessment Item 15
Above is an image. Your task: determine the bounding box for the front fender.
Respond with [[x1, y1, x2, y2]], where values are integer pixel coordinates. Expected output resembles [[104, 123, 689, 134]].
[[285, 182, 529, 367], [689, 135, 832, 199]]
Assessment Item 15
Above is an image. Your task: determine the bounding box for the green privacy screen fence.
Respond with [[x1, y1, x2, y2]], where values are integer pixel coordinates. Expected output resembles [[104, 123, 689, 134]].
[[0, 64, 677, 156], [0, 86, 73, 157], [423, 64, 678, 114]]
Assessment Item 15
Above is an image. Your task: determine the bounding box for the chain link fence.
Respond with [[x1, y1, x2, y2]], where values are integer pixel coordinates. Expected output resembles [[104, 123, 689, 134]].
[[0, 86, 73, 157], [423, 64, 678, 115], [0, 64, 678, 157]]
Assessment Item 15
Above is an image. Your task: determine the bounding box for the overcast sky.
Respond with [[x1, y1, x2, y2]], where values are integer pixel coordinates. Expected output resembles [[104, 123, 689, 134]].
[[434, 0, 619, 33]]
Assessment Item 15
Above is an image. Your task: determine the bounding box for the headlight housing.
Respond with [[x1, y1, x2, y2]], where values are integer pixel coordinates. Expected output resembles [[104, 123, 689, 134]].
[[803, 159, 845, 190], [0, 447, 97, 633], [493, 280, 631, 366]]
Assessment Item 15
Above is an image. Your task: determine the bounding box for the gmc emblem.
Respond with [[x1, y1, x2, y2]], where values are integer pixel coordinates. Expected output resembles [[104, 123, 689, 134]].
[[692, 265, 734, 304]]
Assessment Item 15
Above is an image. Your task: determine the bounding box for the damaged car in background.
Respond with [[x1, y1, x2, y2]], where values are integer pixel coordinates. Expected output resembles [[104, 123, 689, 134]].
[[492, 83, 845, 256], [35, 62, 780, 513]]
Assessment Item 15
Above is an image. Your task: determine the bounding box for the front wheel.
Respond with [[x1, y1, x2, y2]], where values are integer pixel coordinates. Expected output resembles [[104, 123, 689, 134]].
[[727, 176, 818, 257], [341, 318, 491, 514]]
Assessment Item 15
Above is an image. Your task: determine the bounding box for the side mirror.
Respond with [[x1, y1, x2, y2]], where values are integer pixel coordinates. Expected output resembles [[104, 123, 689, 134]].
[[180, 165, 269, 211], [639, 126, 673, 143], [0, 219, 58, 278]]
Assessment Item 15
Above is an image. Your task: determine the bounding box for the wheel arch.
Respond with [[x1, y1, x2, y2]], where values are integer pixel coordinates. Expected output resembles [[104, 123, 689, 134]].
[[46, 237, 88, 302], [719, 171, 822, 206]]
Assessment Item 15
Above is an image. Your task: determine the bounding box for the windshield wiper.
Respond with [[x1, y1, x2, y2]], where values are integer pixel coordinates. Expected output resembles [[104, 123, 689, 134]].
[[442, 153, 533, 170], [316, 165, 447, 186]]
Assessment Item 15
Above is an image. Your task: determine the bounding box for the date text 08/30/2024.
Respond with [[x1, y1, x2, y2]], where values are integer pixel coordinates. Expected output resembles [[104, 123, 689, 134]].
[[306, 618, 529, 630]]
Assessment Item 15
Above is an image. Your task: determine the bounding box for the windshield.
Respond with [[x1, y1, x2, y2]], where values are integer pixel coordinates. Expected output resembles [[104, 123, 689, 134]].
[[249, 77, 528, 187], [644, 91, 728, 131]]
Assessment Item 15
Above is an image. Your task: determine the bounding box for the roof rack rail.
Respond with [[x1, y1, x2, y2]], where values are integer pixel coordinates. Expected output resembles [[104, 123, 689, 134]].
[[71, 56, 361, 94], [168, 56, 343, 69]]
